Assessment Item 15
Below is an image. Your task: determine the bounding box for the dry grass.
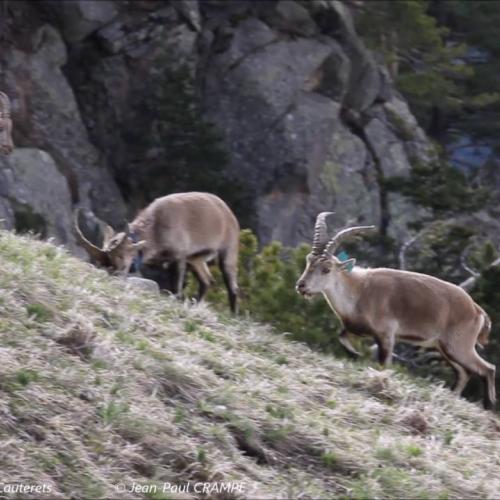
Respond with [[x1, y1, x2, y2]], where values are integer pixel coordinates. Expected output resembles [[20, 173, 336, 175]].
[[0, 230, 499, 499]]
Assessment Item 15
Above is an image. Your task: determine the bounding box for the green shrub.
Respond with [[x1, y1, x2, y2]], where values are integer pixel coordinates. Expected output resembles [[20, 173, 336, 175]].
[[384, 158, 487, 216], [128, 65, 248, 225]]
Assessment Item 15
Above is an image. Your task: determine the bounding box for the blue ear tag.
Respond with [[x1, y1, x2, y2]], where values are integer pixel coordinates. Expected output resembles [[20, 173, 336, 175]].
[[336, 250, 354, 273], [132, 253, 143, 273], [129, 231, 143, 272]]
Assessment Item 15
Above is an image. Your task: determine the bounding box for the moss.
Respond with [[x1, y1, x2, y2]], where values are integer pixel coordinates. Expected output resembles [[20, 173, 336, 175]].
[[320, 160, 341, 193], [385, 106, 415, 141]]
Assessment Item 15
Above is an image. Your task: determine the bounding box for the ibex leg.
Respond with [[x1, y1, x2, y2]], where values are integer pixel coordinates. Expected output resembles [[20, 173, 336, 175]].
[[189, 259, 214, 302], [218, 250, 239, 314], [437, 345, 470, 395], [375, 334, 395, 366], [175, 259, 187, 299], [442, 343, 496, 409]]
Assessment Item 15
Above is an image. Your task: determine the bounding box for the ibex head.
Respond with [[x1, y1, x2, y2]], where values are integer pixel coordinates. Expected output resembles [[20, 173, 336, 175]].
[[296, 212, 375, 297], [74, 210, 146, 274], [0, 92, 14, 155]]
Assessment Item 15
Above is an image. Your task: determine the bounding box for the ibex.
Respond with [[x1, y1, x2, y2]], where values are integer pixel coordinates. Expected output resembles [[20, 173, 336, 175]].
[[0, 92, 14, 155], [75, 192, 240, 312], [296, 212, 496, 409]]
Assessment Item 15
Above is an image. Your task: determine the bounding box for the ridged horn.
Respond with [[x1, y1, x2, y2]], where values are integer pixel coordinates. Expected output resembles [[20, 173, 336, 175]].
[[102, 224, 116, 247], [74, 209, 109, 267], [311, 212, 334, 256], [323, 225, 376, 257]]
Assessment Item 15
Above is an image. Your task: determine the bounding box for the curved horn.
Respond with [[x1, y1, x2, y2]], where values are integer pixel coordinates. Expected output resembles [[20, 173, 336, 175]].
[[323, 225, 376, 257], [102, 224, 116, 247], [311, 212, 334, 255], [74, 209, 109, 267], [0, 92, 11, 118]]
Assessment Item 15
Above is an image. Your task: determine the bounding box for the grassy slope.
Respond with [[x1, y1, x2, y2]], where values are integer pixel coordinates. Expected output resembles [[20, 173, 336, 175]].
[[0, 230, 499, 500]]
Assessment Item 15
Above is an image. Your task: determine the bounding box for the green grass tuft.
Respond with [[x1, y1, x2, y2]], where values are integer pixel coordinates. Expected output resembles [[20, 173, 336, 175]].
[[406, 443, 424, 457], [15, 368, 40, 387], [26, 302, 53, 322]]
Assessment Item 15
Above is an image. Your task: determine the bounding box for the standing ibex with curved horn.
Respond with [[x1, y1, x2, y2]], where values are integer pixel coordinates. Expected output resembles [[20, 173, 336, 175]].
[[0, 92, 14, 155], [296, 213, 496, 409]]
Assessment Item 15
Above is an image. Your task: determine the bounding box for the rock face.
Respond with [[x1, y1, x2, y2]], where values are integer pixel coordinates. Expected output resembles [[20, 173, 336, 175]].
[[202, 1, 432, 243], [0, 148, 80, 253], [0, 0, 433, 252], [46, 0, 119, 45], [1, 2, 126, 251], [2, 20, 126, 229]]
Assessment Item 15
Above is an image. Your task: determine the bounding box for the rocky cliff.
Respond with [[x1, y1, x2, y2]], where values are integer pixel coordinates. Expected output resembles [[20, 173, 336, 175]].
[[0, 0, 432, 250]]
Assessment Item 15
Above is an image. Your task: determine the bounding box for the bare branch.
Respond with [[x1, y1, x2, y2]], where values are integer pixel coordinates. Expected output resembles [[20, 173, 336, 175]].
[[460, 244, 480, 278], [399, 233, 420, 270], [459, 255, 500, 291], [398, 224, 437, 270], [400, 223, 500, 292], [459, 276, 477, 292]]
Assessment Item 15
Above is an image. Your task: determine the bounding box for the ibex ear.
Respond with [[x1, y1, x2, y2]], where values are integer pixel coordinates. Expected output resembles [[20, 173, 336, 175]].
[[104, 232, 128, 252], [133, 240, 147, 250], [339, 258, 356, 273]]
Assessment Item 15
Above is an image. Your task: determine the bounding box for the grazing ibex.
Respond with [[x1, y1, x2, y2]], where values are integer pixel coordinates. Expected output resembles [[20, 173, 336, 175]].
[[0, 92, 14, 155], [75, 192, 240, 312], [296, 213, 496, 409]]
